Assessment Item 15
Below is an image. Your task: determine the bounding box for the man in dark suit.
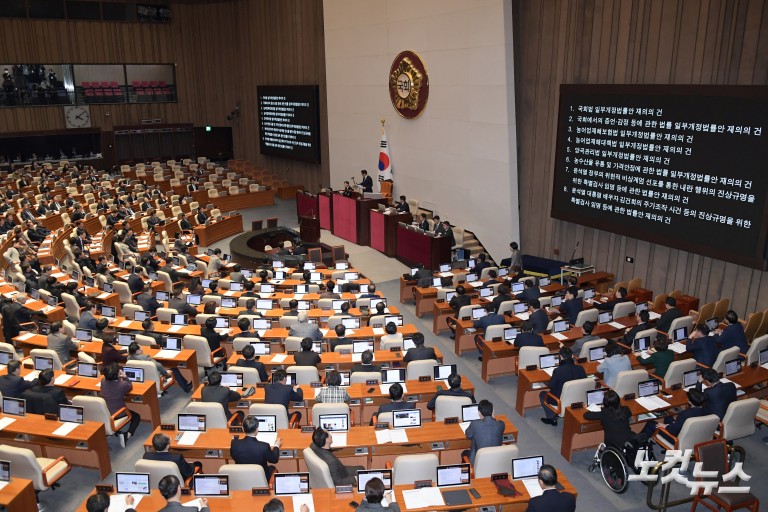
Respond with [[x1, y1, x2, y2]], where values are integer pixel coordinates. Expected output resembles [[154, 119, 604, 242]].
[[374, 383, 411, 418], [623, 309, 651, 344], [433, 216, 445, 236], [136, 283, 161, 315], [417, 213, 429, 231], [309, 428, 365, 485], [595, 286, 630, 312], [293, 337, 322, 367], [144, 433, 201, 480], [230, 415, 281, 478], [426, 373, 475, 410], [464, 399, 504, 464], [162, 258, 184, 284], [360, 170, 373, 193], [0, 360, 37, 398], [234, 344, 269, 382], [169, 286, 197, 317], [29, 369, 68, 405], [351, 350, 380, 374], [156, 475, 210, 511], [395, 195, 410, 213], [686, 324, 719, 367], [655, 296, 683, 334], [201, 371, 243, 422], [644, 388, 706, 441], [448, 285, 471, 314], [490, 284, 513, 314], [471, 253, 490, 276], [78, 302, 99, 330], [570, 321, 599, 357], [525, 465, 576, 512], [528, 299, 548, 334], [127, 266, 145, 294], [196, 205, 209, 225], [717, 310, 748, 354], [514, 321, 544, 348], [402, 332, 437, 363], [700, 368, 737, 420], [558, 286, 582, 325], [473, 308, 506, 331], [329, 324, 352, 352], [540, 347, 586, 426], [439, 221, 455, 247], [264, 369, 303, 424], [515, 280, 540, 302]]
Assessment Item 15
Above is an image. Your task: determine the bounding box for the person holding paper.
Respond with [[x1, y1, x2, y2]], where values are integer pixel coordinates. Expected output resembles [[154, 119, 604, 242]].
[[596, 344, 631, 389], [636, 334, 674, 378], [309, 428, 365, 485], [263, 499, 309, 512], [594, 286, 629, 312], [525, 465, 575, 512], [144, 433, 202, 481], [230, 415, 281, 478], [86, 492, 135, 512], [157, 474, 209, 511], [0, 360, 37, 398], [463, 399, 504, 464], [557, 286, 583, 325], [583, 390, 638, 450], [355, 477, 401, 511]]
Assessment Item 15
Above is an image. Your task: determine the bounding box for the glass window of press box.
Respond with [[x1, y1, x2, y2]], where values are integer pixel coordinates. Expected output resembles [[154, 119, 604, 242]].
[[1, 64, 75, 107], [125, 64, 176, 103], [73, 64, 127, 104]]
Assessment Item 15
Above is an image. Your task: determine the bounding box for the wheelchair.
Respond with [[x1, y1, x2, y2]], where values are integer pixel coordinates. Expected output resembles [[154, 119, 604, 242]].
[[588, 435, 655, 493]]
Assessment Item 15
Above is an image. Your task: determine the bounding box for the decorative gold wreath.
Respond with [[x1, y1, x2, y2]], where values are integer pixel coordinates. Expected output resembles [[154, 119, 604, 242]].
[[389, 57, 423, 111]]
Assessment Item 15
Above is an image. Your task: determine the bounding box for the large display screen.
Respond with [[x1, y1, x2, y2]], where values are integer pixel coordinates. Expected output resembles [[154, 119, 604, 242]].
[[257, 85, 321, 163], [551, 85, 768, 269]]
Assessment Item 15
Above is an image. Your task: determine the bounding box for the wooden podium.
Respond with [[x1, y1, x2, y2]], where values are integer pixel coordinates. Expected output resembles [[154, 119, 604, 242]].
[[370, 210, 412, 256], [299, 215, 321, 243], [395, 224, 452, 269], [331, 192, 383, 246]]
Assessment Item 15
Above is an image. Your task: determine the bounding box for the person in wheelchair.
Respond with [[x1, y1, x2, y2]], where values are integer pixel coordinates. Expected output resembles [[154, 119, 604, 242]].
[[584, 390, 641, 450]]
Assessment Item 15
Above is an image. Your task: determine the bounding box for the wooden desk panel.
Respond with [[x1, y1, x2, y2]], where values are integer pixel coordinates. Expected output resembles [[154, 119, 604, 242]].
[[194, 215, 244, 246], [0, 478, 37, 512]]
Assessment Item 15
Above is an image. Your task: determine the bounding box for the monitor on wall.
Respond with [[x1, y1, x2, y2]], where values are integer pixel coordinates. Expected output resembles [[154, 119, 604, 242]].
[[257, 85, 321, 164]]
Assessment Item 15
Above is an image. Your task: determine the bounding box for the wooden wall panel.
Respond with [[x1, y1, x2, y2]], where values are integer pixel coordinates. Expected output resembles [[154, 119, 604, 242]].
[[513, 0, 768, 316]]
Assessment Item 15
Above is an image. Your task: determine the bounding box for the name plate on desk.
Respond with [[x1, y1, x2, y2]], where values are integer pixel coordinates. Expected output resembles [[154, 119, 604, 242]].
[[577, 357, 587, 364], [339, 349, 351, 355], [525, 365, 537, 371], [229, 426, 244, 433], [335, 485, 353, 494], [570, 402, 583, 409], [436, 298, 445, 303], [414, 480, 433, 489], [624, 393, 636, 400], [418, 375, 431, 382], [301, 426, 315, 433], [96, 485, 114, 493], [492, 337, 502, 342], [161, 424, 175, 431], [44, 413, 57, 421], [390, 347, 400, 352], [671, 383, 682, 390], [180, 487, 191, 496], [311, 382, 322, 388], [256, 383, 267, 388], [375, 422, 388, 430], [366, 379, 378, 385], [252, 488, 270, 496], [444, 417, 459, 424], [462, 316, 470, 321]]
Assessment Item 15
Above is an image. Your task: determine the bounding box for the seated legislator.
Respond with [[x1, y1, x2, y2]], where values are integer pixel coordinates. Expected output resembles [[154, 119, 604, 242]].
[[230, 415, 282, 479], [356, 477, 401, 512], [717, 310, 748, 354], [379, 322, 403, 348], [643, 388, 705, 441], [623, 309, 651, 344], [265, 369, 304, 424], [558, 286, 582, 325], [583, 390, 642, 449], [169, 286, 199, 317], [136, 283, 161, 315], [374, 383, 411, 418], [654, 296, 683, 334], [525, 465, 576, 512], [395, 195, 410, 214], [289, 311, 323, 341], [201, 316, 229, 353], [490, 285, 513, 314], [86, 493, 136, 512], [686, 324, 719, 368], [699, 368, 737, 420], [515, 320, 545, 349], [402, 332, 436, 363], [540, 347, 586, 426], [636, 334, 674, 378], [515, 280, 540, 302], [47, 320, 77, 364], [235, 344, 269, 382], [294, 337, 322, 367], [101, 331, 128, 366], [330, 324, 353, 352], [315, 370, 350, 403], [449, 285, 471, 314], [471, 253, 491, 276], [595, 286, 629, 312], [29, 368, 68, 405], [351, 349, 380, 374], [473, 305, 506, 331], [100, 362, 141, 446], [597, 344, 632, 389], [235, 317, 261, 338], [144, 433, 202, 481], [79, 301, 99, 330], [463, 399, 504, 464], [427, 373, 475, 410], [129, 342, 192, 393], [202, 371, 244, 423], [528, 299, 549, 334], [240, 299, 263, 318], [570, 321, 599, 358], [158, 475, 210, 511], [309, 427, 365, 486], [417, 213, 430, 231]]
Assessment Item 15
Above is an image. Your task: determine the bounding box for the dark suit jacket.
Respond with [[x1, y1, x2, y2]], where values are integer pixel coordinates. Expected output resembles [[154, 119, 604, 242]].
[[595, 297, 629, 312], [526, 489, 576, 512], [127, 273, 144, 294], [351, 363, 380, 374], [515, 287, 540, 302], [361, 176, 373, 193], [448, 294, 471, 313], [529, 309, 549, 334], [623, 322, 651, 344], [235, 359, 268, 382], [546, 359, 587, 398], [686, 336, 719, 367], [465, 416, 504, 463], [514, 332, 544, 348], [490, 293, 512, 314], [656, 307, 683, 334], [0, 373, 37, 398], [376, 401, 412, 415], [426, 387, 475, 410], [136, 292, 161, 315], [584, 405, 635, 448], [169, 297, 197, 317], [294, 350, 321, 367], [702, 381, 737, 419], [264, 382, 303, 411], [665, 406, 706, 437], [201, 385, 241, 419], [144, 451, 196, 480], [309, 444, 364, 485], [229, 436, 279, 475], [29, 384, 68, 405], [403, 346, 436, 363], [717, 323, 748, 354], [560, 298, 583, 325]]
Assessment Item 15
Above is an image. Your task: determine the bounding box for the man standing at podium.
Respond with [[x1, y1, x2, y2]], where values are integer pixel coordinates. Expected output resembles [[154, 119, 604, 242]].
[[360, 170, 373, 193]]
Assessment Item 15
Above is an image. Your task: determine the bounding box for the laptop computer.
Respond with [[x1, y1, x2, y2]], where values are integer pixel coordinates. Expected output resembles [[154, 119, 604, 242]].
[[78, 362, 99, 378], [637, 379, 660, 398], [392, 409, 421, 428], [172, 314, 188, 326], [214, 317, 229, 329], [34, 356, 54, 371], [552, 320, 569, 333], [193, 474, 229, 497], [635, 302, 648, 315], [75, 328, 93, 342], [512, 455, 543, 481], [598, 311, 613, 324], [229, 282, 243, 292], [0, 351, 13, 366], [705, 317, 719, 331], [588, 346, 606, 362], [344, 272, 359, 281], [59, 404, 84, 424], [274, 473, 310, 495], [123, 367, 144, 383], [539, 277, 551, 287], [133, 310, 150, 322], [220, 372, 244, 388], [402, 337, 416, 350], [296, 300, 310, 311], [342, 317, 361, 330], [249, 342, 270, 355], [445, 291, 456, 302], [101, 305, 116, 318], [760, 348, 768, 367], [511, 282, 524, 294], [164, 337, 182, 351], [634, 336, 651, 352], [381, 369, 406, 384], [504, 327, 518, 342], [384, 315, 403, 327], [2, 397, 25, 416], [724, 359, 741, 377], [550, 295, 563, 308], [256, 299, 273, 311], [432, 277, 443, 287], [156, 290, 169, 302], [221, 297, 237, 308], [186, 294, 202, 305], [0, 460, 10, 484], [336, 262, 349, 270], [38, 322, 50, 336], [461, 404, 481, 422], [479, 287, 492, 298], [260, 284, 276, 294], [539, 354, 559, 370], [433, 364, 457, 381], [583, 288, 595, 300], [513, 302, 528, 315], [370, 298, 387, 311], [683, 369, 701, 389], [309, 272, 322, 282], [673, 326, 688, 342], [115, 473, 151, 495], [437, 463, 471, 487], [303, 262, 316, 270], [318, 413, 349, 432], [178, 414, 207, 432], [357, 469, 392, 493], [472, 308, 487, 320], [252, 318, 271, 330], [353, 340, 374, 353]]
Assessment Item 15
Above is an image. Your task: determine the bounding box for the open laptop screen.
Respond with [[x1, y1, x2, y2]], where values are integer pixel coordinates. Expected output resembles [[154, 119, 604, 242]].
[[512, 456, 544, 480], [2, 397, 25, 416], [357, 469, 392, 493], [724, 359, 741, 377], [381, 369, 406, 384], [274, 473, 310, 495], [434, 364, 457, 380], [193, 475, 229, 497], [116, 473, 151, 495], [341, 317, 360, 329], [392, 409, 421, 429], [436, 463, 471, 487], [353, 340, 374, 353], [59, 404, 84, 424], [318, 413, 349, 432], [683, 369, 700, 388], [78, 362, 99, 378], [638, 379, 660, 398], [178, 414, 206, 432], [586, 388, 607, 407], [461, 404, 481, 422]]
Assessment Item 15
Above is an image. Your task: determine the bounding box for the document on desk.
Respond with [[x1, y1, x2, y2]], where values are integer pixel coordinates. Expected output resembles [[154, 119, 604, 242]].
[[466, 280, 482, 288], [54, 374, 72, 385], [438, 271, 454, 277], [551, 333, 568, 341], [375, 428, 408, 444], [542, 367, 556, 377], [16, 332, 36, 341], [224, 290, 237, 296], [459, 421, 471, 433], [402, 487, 445, 509], [155, 350, 179, 359], [320, 328, 329, 336], [181, 498, 205, 510], [635, 396, 671, 411], [330, 432, 347, 447], [257, 330, 267, 337], [271, 354, 288, 363], [177, 431, 201, 446], [24, 370, 40, 381], [668, 342, 687, 354], [516, 312, 530, 321], [648, 311, 661, 321], [257, 432, 278, 445], [118, 320, 133, 328], [380, 383, 407, 395], [294, 294, 305, 300], [51, 272, 67, 278], [351, 353, 362, 363], [293, 494, 315, 512], [167, 325, 183, 333], [609, 321, 626, 330], [110, 494, 143, 512], [521, 478, 544, 497], [372, 327, 385, 336], [0, 417, 16, 431], [97, 293, 111, 299], [719, 377, 741, 388], [52, 422, 80, 436]]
